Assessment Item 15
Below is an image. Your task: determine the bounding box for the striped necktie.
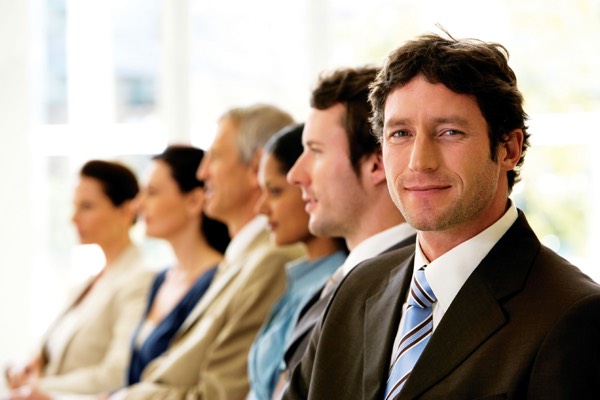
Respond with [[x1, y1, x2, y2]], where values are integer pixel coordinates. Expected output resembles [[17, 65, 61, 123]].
[[319, 267, 344, 299], [384, 268, 437, 399]]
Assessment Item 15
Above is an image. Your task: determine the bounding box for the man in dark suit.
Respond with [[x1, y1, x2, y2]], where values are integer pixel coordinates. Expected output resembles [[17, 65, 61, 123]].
[[271, 67, 416, 398], [284, 33, 600, 399]]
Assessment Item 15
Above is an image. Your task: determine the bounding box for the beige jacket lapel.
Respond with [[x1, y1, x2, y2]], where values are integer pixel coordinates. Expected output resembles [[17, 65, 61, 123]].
[[42, 275, 95, 376], [173, 217, 269, 339], [42, 245, 145, 376], [175, 257, 243, 337]]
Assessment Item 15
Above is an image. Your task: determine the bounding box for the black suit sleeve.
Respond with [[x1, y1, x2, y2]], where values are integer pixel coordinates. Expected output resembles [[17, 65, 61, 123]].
[[528, 293, 600, 399]]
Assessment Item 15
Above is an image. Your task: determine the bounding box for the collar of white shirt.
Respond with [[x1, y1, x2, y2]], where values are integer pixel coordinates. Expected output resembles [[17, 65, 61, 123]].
[[224, 215, 268, 264], [341, 222, 416, 276], [414, 201, 518, 329]]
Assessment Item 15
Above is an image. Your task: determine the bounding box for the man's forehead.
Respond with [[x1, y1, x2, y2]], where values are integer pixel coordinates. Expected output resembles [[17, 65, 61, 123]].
[[303, 105, 347, 143], [211, 121, 237, 150]]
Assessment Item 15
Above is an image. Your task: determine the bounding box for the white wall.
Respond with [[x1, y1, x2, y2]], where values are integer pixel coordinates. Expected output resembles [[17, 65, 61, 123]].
[[0, 0, 36, 386]]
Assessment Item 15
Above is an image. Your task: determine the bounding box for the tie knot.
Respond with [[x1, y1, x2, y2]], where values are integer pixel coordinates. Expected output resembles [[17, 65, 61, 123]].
[[407, 268, 436, 309]]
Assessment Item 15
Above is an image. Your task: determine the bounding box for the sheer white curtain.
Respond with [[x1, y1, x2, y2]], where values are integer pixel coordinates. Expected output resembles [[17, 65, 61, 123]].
[[0, 0, 36, 383]]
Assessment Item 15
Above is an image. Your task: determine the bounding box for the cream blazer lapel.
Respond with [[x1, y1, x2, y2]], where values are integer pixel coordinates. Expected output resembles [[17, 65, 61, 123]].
[[44, 268, 127, 376], [43, 245, 145, 377], [174, 220, 269, 338], [174, 256, 244, 337], [42, 276, 95, 376]]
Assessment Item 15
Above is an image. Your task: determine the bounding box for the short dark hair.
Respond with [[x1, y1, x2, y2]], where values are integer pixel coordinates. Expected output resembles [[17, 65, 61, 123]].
[[369, 32, 530, 190], [263, 123, 304, 174], [311, 66, 380, 175], [154, 145, 231, 254], [80, 160, 139, 206]]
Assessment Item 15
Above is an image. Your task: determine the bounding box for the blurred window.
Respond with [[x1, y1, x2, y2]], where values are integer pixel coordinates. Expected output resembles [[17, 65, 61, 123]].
[[33, 0, 600, 321]]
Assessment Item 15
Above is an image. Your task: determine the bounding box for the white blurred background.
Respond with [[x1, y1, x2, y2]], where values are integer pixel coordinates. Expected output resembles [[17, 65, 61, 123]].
[[1, 0, 599, 386]]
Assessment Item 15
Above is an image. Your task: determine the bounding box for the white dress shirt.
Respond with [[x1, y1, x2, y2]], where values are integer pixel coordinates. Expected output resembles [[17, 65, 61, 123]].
[[341, 222, 416, 277], [223, 215, 268, 266], [391, 202, 518, 355]]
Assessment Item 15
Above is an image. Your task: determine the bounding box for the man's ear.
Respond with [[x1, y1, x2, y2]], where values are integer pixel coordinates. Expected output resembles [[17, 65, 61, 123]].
[[500, 129, 524, 171], [364, 151, 387, 186], [247, 149, 263, 188], [251, 148, 263, 173]]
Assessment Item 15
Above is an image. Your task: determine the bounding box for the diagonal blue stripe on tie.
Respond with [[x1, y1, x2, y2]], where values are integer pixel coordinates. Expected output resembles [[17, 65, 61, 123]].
[[384, 268, 436, 400]]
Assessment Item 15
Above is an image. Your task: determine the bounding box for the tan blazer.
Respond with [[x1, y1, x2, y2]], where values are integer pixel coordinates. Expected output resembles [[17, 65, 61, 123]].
[[121, 225, 305, 400], [38, 245, 154, 394]]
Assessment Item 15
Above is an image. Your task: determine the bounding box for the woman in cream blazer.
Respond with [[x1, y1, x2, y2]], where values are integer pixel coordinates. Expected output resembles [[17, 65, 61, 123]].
[[6, 160, 154, 397]]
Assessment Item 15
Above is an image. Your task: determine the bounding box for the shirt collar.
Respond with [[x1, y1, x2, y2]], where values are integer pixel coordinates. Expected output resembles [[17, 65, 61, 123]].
[[224, 215, 268, 263], [285, 256, 311, 281], [287, 250, 346, 280], [342, 222, 416, 276], [417, 201, 518, 316]]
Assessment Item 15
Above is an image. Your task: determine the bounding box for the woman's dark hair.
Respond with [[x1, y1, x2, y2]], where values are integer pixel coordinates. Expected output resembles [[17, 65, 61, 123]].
[[80, 160, 139, 206], [153, 145, 230, 254], [263, 123, 304, 173]]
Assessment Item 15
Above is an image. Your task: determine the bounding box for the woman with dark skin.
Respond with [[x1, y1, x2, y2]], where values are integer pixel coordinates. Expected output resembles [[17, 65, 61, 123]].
[[246, 125, 347, 400]]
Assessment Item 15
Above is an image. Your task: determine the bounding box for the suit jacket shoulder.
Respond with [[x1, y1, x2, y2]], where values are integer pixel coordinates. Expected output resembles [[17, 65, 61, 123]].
[[285, 212, 600, 400], [39, 247, 154, 394], [284, 243, 416, 399], [283, 238, 416, 373]]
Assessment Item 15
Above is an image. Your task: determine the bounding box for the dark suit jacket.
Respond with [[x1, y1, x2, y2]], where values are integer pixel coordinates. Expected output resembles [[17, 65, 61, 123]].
[[283, 234, 417, 374], [284, 212, 600, 399]]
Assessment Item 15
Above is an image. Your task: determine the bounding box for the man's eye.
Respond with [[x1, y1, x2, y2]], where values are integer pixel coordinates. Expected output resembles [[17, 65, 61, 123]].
[[443, 129, 463, 136], [389, 130, 410, 138]]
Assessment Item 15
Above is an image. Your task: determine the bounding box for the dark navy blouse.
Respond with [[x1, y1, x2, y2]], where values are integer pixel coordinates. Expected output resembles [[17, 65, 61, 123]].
[[126, 266, 217, 384]]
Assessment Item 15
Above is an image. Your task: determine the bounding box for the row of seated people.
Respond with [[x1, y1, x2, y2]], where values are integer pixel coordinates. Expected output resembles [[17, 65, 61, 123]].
[[5, 65, 413, 400], [7, 31, 600, 399]]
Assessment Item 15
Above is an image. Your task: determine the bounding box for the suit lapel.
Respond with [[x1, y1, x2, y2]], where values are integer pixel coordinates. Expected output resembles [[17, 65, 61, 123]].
[[399, 272, 507, 399], [286, 291, 327, 352], [363, 255, 413, 400], [175, 228, 272, 337], [44, 270, 119, 375], [42, 277, 95, 376], [174, 257, 243, 337], [399, 212, 539, 399]]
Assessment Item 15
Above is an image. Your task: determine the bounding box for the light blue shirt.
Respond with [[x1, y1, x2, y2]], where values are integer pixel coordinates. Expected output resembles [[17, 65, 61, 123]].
[[246, 250, 347, 400]]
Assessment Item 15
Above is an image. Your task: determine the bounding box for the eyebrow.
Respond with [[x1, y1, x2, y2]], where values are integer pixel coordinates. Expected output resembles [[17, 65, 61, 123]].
[[303, 139, 323, 147], [383, 117, 410, 130], [384, 116, 472, 130], [432, 116, 471, 126]]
